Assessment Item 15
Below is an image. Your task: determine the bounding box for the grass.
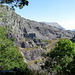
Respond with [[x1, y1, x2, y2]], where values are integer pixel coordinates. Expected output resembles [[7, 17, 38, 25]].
[[43, 40, 52, 44], [27, 59, 44, 66], [45, 38, 72, 53], [0, 4, 4, 7], [21, 38, 72, 52], [21, 46, 40, 51]]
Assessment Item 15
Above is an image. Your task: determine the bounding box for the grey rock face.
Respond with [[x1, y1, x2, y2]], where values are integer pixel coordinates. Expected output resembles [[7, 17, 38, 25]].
[[0, 5, 75, 48], [70, 35, 75, 43], [21, 41, 34, 48], [29, 33, 36, 39], [22, 48, 45, 62], [41, 22, 65, 30], [33, 39, 47, 48], [1, 5, 75, 73]]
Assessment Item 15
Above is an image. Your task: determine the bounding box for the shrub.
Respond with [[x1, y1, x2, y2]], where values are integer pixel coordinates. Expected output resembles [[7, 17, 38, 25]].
[[0, 27, 27, 70], [44, 39, 75, 75], [43, 47, 47, 50]]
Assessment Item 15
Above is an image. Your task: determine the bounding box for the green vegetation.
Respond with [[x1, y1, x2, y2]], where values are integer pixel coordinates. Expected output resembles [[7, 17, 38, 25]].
[[43, 47, 47, 50], [0, 0, 29, 9], [0, 26, 28, 70], [22, 46, 39, 51], [43, 40, 52, 44], [0, 4, 4, 7], [0, 12, 2, 17], [41, 52, 46, 56], [43, 39, 75, 75], [0, 11, 9, 22], [2, 17, 7, 21]]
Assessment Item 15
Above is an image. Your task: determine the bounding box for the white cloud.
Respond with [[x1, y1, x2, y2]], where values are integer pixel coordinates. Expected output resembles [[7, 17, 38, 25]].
[[59, 19, 75, 30]]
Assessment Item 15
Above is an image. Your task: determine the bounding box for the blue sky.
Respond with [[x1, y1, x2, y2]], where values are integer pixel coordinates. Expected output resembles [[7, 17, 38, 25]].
[[15, 0, 75, 30]]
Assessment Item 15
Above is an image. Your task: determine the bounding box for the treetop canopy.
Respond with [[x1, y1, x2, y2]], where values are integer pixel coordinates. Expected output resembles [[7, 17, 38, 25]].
[[0, 0, 29, 9]]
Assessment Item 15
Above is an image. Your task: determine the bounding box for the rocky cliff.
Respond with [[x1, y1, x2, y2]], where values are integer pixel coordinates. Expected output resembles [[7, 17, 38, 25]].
[[41, 22, 65, 30], [0, 4, 75, 45], [0, 4, 75, 72]]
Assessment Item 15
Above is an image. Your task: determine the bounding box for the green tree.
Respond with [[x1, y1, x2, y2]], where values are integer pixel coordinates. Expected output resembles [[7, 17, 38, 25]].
[[0, 26, 27, 70], [44, 39, 75, 75], [0, 0, 29, 9]]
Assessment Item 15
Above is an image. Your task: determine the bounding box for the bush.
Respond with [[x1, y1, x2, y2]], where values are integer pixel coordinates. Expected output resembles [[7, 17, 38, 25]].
[[43, 47, 47, 50], [41, 52, 46, 56], [44, 39, 75, 75], [0, 27, 27, 70]]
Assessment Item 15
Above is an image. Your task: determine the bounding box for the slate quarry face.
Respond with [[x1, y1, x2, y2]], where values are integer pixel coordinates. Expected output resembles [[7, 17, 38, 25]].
[[0, 4, 75, 48]]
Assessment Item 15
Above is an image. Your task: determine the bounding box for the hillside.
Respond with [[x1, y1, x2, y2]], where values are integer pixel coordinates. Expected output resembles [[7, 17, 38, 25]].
[[41, 22, 65, 30], [0, 5, 75, 43], [0, 4, 75, 73]]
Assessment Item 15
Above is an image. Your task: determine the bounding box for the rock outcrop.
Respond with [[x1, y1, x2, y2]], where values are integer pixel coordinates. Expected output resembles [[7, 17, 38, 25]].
[[42, 22, 65, 30], [0, 4, 75, 72], [70, 35, 75, 43], [0, 5, 75, 47], [21, 48, 45, 62]]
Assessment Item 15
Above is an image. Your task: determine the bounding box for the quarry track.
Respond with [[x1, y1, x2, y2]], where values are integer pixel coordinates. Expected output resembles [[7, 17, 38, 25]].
[[46, 39, 59, 53], [46, 37, 72, 53], [20, 38, 72, 67]]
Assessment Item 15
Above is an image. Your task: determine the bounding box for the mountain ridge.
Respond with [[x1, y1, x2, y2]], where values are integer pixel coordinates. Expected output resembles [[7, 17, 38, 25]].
[[0, 4, 75, 72], [41, 22, 65, 30], [0, 5, 75, 47]]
